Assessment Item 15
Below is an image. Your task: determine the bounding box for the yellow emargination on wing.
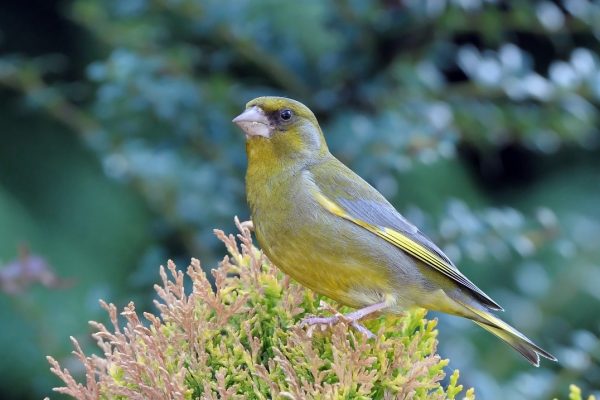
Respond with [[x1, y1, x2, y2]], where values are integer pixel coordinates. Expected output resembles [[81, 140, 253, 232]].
[[378, 227, 471, 288], [313, 191, 347, 216], [314, 191, 493, 305]]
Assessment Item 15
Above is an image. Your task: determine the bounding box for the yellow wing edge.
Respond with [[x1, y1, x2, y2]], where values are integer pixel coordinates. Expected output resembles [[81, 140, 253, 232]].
[[315, 192, 453, 267], [314, 191, 501, 310]]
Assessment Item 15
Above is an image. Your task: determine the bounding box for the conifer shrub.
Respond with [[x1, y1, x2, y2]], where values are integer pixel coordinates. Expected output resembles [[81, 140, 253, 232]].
[[47, 219, 475, 399]]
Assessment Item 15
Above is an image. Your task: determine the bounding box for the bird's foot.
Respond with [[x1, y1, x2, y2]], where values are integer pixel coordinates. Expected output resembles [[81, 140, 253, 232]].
[[300, 302, 378, 339]]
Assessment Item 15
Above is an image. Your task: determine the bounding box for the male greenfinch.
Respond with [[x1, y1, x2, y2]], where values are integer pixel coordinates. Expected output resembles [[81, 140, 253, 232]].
[[233, 96, 556, 366]]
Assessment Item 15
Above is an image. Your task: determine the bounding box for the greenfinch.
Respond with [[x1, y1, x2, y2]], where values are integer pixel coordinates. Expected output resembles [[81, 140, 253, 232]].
[[233, 96, 556, 366]]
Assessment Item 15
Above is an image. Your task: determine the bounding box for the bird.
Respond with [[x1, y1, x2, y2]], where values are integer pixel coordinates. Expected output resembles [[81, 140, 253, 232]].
[[232, 96, 557, 366]]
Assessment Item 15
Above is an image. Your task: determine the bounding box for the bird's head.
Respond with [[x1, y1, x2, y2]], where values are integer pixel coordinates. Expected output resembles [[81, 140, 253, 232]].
[[232, 96, 329, 163]]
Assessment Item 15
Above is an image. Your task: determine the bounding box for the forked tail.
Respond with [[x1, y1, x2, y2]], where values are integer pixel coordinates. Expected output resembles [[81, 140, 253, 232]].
[[459, 301, 557, 366]]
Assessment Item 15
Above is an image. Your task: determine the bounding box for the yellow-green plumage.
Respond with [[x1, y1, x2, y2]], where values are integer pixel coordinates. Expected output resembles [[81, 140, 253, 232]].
[[234, 96, 556, 366]]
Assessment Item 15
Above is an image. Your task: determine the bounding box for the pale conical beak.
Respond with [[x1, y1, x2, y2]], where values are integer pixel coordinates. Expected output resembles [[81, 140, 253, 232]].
[[232, 106, 272, 138]]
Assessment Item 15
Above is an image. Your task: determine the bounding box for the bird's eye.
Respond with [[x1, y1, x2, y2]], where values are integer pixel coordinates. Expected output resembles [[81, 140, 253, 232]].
[[280, 109, 293, 121]]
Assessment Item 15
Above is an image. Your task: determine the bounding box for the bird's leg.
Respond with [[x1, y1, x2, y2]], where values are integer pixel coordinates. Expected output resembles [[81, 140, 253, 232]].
[[301, 301, 388, 339]]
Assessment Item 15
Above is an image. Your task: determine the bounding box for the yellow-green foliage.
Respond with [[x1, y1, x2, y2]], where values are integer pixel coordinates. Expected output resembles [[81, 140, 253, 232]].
[[562, 385, 597, 400], [47, 219, 475, 399]]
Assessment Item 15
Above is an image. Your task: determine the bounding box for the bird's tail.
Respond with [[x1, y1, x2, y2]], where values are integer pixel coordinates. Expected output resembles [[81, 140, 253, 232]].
[[458, 301, 557, 366]]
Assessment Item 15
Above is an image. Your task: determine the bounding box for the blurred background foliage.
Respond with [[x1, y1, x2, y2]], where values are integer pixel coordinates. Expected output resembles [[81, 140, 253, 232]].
[[0, 0, 599, 398]]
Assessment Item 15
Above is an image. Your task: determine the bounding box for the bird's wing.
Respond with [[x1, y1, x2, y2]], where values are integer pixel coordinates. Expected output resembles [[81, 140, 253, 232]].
[[309, 164, 502, 311]]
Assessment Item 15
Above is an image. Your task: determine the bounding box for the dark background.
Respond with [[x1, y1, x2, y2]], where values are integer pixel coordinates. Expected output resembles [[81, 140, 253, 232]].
[[1, 1, 599, 399]]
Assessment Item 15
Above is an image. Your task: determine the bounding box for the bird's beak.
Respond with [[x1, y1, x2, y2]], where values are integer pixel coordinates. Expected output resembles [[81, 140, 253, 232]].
[[232, 106, 272, 138]]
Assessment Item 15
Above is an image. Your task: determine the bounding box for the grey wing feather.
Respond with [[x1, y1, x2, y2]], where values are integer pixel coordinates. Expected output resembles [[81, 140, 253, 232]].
[[337, 198, 504, 311], [338, 199, 454, 265]]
